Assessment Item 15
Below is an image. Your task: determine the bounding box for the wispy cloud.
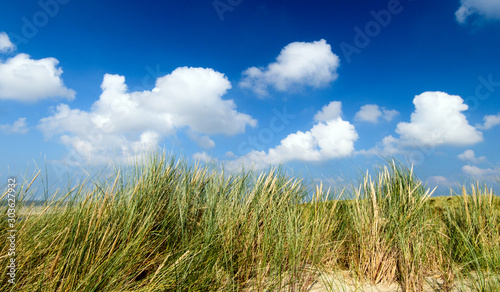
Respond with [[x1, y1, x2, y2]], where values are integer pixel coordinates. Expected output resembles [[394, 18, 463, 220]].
[[0, 118, 28, 134], [456, 0, 500, 24], [458, 149, 486, 164], [476, 112, 500, 130], [0, 32, 15, 53], [192, 151, 215, 163], [354, 104, 399, 123], [462, 165, 500, 178]]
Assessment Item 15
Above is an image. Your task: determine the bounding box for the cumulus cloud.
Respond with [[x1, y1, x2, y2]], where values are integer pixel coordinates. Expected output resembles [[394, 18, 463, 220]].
[[354, 104, 399, 123], [0, 53, 75, 102], [395, 91, 483, 147], [39, 67, 256, 164], [240, 39, 340, 97], [227, 101, 358, 170], [0, 32, 15, 53], [456, 0, 500, 23], [0, 118, 28, 134], [364, 92, 483, 160], [458, 149, 486, 164], [314, 101, 342, 122], [476, 113, 500, 130]]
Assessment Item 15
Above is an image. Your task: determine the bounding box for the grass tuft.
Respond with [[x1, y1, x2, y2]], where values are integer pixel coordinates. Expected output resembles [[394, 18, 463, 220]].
[[1, 154, 498, 291]]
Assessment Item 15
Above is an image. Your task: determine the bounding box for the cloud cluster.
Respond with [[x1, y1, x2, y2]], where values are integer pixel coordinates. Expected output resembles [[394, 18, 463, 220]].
[[0, 32, 15, 53], [227, 101, 358, 170], [456, 0, 500, 23], [240, 39, 340, 96], [354, 104, 399, 123], [39, 67, 256, 163], [0, 53, 75, 102], [0, 118, 28, 134]]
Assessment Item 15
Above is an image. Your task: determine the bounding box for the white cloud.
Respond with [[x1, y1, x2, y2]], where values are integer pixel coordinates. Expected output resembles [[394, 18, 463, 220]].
[[382, 108, 399, 122], [379, 135, 403, 155], [364, 92, 483, 159], [462, 165, 500, 178], [314, 101, 342, 122], [355, 104, 380, 123], [188, 131, 216, 149], [456, 0, 500, 23], [476, 113, 500, 130], [0, 118, 28, 134], [240, 39, 340, 97], [0, 32, 15, 53], [354, 104, 399, 123], [394, 91, 482, 147], [458, 149, 486, 164], [0, 53, 75, 102], [227, 101, 358, 170], [39, 67, 256, 164], [192, 151, 215, 163]]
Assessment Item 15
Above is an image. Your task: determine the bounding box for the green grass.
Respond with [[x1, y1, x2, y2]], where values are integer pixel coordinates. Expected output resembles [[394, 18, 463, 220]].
[[1, 154, 499, 291]]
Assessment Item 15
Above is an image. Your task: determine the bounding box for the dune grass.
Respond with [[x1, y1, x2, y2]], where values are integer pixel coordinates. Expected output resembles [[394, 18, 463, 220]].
[[1, 154, 499, 291]]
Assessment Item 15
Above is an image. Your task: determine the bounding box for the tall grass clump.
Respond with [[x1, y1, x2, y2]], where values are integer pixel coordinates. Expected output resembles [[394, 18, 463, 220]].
[[1, 154, 499, 291], [342, 161, 439, 290], [0, 154, 344, 291], [441, 183, 500, 290]]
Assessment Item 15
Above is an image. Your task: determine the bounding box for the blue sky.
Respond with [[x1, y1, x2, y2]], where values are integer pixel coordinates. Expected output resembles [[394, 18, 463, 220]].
[[1, 0, 500, 195]]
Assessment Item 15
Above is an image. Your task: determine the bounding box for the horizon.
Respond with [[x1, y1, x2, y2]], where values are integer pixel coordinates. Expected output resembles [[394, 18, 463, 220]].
[[1, 0, 500, 197]]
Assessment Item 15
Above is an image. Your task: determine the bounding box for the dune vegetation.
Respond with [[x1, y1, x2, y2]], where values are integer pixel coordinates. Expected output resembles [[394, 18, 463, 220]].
[[1, 154, 499, 291]]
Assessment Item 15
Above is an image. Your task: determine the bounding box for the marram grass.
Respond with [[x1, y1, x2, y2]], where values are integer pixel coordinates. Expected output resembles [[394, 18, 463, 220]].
[[1, 155, 499, 291]]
